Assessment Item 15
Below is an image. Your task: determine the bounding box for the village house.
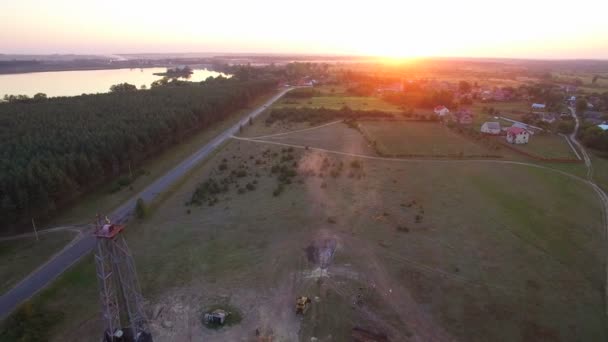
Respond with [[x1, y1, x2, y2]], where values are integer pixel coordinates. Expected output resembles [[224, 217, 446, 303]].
[[376, 82, 403, 93], [434, 105, 450, 117], [493, 89, 511, 101], [506, 127, 530, 144], [511, 122, 537, 135], [584, 111, 606, 125], [481, 121, 501, 135], [531, 103, 546, 110]]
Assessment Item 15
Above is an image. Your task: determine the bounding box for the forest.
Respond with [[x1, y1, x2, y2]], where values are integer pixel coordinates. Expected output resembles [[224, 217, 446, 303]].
[[0, 77, 277, 233]]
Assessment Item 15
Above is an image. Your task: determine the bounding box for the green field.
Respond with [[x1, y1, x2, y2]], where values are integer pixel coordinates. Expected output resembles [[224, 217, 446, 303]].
[[591, 151, 608, 191], [0, 231, 76, 295], [511, 134, 578, 159], [11, 118, 606, 342], [358, 121, 500, 157], [273, 95, 402, 112]]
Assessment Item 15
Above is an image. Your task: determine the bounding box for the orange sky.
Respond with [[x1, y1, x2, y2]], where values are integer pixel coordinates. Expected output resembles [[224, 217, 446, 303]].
[[1, 0, 608, 59]]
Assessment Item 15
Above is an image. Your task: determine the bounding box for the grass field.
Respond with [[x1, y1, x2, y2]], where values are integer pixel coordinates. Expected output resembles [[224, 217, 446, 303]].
[[471, 102, 532, 123], [510, 134, 578, 159], [10, 117, 606, 342], [0, 231, 76, 295], [358, 121, 500, 157], [591, 151, 608, 191], [273, 95, 402, 112]]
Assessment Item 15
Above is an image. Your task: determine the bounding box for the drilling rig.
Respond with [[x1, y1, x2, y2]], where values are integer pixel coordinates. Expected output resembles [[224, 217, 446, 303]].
[[94, 216, 153, 342]]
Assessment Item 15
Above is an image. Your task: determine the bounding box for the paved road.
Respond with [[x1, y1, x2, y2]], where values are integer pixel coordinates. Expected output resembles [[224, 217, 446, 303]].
[[0, 87, 293, 319]]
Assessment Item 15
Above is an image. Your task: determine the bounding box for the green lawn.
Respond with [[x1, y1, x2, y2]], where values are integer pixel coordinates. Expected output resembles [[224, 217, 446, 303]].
[[273, 95, 402, 112], [358, 121, 499, 157], [511, 134, 577, 159], [471, 101, 531, 119], [0, 231, 76, 295]]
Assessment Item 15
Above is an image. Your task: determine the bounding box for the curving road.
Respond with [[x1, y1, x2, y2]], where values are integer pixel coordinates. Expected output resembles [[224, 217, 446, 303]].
[[0, 87, 293, 319]]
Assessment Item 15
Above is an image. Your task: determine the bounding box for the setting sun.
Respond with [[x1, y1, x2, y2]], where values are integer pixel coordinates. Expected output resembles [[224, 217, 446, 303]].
[[2, 0, 608, 58]]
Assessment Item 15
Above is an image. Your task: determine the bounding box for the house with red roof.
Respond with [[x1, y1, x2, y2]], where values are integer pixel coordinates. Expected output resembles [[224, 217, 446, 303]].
[[506, 126, 530, 144], [434, 105, 450, 117]]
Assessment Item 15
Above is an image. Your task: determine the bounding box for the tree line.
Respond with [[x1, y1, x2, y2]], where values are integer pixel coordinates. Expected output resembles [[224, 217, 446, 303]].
[[0, 77, 276, 233]]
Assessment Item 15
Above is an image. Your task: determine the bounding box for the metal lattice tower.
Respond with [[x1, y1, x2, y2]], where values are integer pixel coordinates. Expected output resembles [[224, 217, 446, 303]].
[[94, 216, 153, 342]]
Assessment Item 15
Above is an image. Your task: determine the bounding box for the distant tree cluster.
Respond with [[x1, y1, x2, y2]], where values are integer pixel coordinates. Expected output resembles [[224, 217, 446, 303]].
[[578, 125, 608, 151], [383, 89, 455, 109], [0, 78, 276, 232]]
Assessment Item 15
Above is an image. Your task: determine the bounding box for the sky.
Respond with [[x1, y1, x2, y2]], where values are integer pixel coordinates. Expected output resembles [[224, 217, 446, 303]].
[[1, 0, 608, 59]]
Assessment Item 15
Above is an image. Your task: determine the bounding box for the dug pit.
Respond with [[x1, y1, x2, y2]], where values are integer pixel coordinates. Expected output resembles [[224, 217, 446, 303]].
[[305, 238, 337, 269]]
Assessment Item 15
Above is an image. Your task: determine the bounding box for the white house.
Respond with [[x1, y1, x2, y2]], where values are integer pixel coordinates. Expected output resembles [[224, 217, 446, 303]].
[[531, 103, 546, 110], [506, 127, 530, 144], [434, 105, 450, 117], [481, 122, 501, 135]]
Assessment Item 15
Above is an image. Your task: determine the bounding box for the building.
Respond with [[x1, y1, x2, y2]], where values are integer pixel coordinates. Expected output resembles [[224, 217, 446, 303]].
[[481, 122, 501, 135], [506, 127, 530, 144], [512, 122, 537, 135], [454, 109, 473, 125], [584, 111, 606, 125], [531, 103, 546, 110], [434, 105, 450, 117], [598, 124, 608, 131], [540, 113, 557, 123]]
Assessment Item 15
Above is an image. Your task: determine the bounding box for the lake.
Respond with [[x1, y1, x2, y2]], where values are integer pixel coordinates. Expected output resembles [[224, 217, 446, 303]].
[[0, 68, 228, 98]]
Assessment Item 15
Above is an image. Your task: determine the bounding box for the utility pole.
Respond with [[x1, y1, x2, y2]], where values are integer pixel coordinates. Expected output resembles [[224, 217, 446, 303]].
[[31, 218, 39, 241], [94, 216, 153, 342]]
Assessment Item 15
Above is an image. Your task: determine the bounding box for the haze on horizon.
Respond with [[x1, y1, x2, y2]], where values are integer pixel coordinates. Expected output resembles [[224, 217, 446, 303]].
[[2, 0, 608, 59]]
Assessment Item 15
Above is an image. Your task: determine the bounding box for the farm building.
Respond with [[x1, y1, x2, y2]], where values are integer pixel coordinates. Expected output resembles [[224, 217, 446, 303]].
[[531, 103, 546, 110], [506, 127, 530, 144], [434, 105, 450, 117], [481, 122, 501, 134]]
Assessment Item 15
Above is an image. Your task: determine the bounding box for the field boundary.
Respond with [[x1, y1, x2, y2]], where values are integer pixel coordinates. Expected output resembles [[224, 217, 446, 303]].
[[560, 133, 583, 160], [497, 140, 583, 163]]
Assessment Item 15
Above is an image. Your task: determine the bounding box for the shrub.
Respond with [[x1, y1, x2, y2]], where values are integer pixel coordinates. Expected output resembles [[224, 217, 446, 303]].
[[272, 184, 285, 197], [135, 198, 147, 219], [0, 301, 64, 342]]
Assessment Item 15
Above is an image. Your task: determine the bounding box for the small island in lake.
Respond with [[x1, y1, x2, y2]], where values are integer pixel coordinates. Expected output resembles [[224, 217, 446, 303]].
[[153, 65, 193, 78]]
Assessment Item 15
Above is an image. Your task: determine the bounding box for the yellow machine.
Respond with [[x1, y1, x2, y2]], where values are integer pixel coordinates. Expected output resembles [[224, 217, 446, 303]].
[[295, 296, 311, 315]]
